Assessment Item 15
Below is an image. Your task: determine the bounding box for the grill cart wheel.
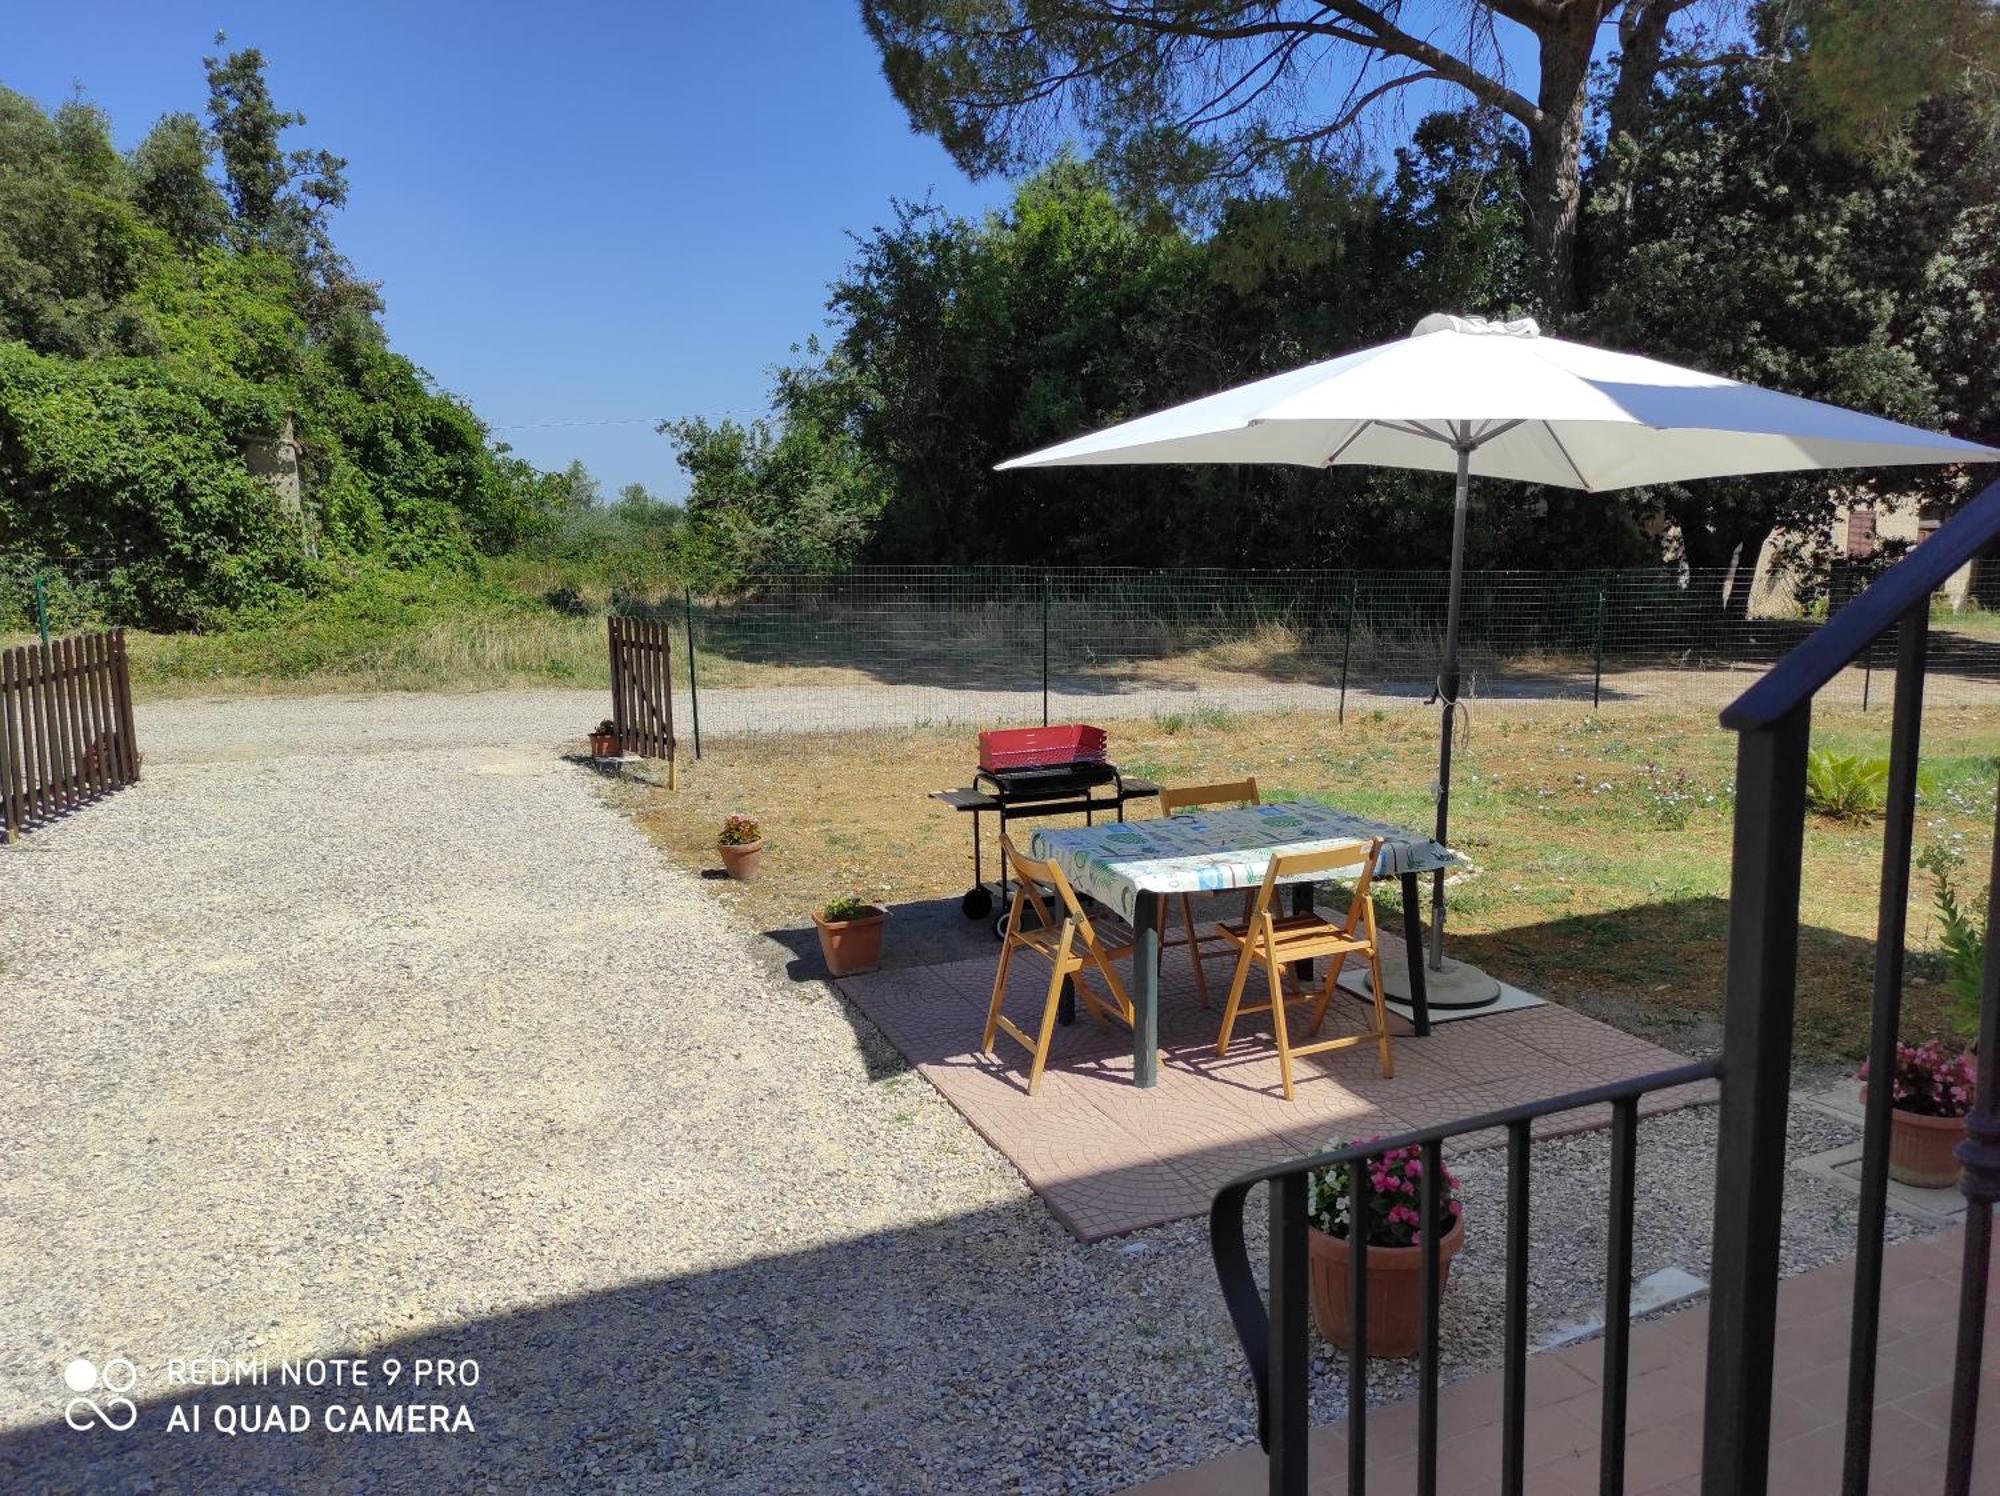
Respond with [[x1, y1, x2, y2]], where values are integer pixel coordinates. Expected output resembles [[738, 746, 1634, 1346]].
[[962, 885, 994, 920], [992, 911, 1010, 940]]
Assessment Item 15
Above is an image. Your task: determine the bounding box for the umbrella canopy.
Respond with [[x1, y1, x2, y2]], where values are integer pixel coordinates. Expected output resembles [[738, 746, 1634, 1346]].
[[996, 314, 1999, 485], [997, 314, 2000, 978]]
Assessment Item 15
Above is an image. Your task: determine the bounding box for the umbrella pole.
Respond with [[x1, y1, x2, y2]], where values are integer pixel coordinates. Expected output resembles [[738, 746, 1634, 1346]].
[[1429, 441, 1472, 971]]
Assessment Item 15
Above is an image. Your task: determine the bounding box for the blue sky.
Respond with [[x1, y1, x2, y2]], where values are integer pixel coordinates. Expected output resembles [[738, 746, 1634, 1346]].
[[0, 3, 1577, 499], [0, 2, 1017, 498]]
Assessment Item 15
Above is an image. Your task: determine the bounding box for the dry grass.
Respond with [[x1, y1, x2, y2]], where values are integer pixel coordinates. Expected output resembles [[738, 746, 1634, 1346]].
[[7, 617, 761, 702], [624, 701, 2000, 1059]]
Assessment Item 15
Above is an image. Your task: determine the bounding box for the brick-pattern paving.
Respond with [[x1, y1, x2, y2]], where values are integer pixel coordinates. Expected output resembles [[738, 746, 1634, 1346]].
[[1127, 1229, 1995, 1494], [838, 953, 1715, 1240]]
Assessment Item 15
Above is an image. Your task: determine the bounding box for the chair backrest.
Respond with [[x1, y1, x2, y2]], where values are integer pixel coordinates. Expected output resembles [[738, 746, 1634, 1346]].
[[998, 834, 1095, 937], [1247, 836, 1384, 926], [1159, 776, 1261, 816]]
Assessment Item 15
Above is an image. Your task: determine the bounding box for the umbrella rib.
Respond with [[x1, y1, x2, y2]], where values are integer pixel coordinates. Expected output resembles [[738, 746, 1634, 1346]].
[[1542, 421, 1594, 491], [1378, 420, 1453, 444], [1322, 423, 1375, 467], [1468, 418, 1525, 447]]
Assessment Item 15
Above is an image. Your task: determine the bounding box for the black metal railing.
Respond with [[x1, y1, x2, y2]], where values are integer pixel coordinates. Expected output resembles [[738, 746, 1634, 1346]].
[[1716, 474, 2000, 1496], [1209, 1061, 1719, 1495], [1212, 474, 2000, 1495]]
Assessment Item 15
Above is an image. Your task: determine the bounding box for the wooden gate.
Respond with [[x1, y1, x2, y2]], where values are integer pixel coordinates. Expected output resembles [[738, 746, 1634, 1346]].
[[1, 629, 140, 840], [608, 615, 676, 785]]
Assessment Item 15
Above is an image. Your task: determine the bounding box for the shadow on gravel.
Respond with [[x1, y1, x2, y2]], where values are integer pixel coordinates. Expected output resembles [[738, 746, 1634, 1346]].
[[764, 895, 998, 1084], [0, 1193, 1252, 1493]]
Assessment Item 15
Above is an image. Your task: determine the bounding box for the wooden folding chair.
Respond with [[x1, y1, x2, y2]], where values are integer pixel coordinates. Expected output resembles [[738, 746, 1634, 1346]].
[[1214, 837, 1393, 1101], [1158, 777, 1260, 1006], [981, 835, 1136, 1095]]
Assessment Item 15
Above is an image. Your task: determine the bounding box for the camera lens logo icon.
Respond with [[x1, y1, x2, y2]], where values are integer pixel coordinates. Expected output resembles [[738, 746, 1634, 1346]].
[[63, 1358, 138, 1431]]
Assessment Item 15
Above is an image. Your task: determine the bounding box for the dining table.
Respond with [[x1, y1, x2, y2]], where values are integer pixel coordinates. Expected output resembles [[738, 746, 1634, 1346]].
[[1030, 800, 1462, 1087]]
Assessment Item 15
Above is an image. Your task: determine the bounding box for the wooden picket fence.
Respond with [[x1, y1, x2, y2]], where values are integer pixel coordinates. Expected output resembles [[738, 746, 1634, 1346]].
[[608, 615, 676, 787], [1, 629, 140, 840]]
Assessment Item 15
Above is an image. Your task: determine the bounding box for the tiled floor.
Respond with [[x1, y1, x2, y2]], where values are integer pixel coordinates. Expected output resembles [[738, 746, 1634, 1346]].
[[1125, 1228, 1997, 1494], [837, 951, 1716, 1240]]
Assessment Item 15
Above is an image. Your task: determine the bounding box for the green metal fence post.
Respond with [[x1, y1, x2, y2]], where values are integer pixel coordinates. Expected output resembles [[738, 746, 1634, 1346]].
[[1592, 581, 1607, 710], [683, 586, 702, 759], [33, 573, 50, 647], [1337, 573, 1358, 725]]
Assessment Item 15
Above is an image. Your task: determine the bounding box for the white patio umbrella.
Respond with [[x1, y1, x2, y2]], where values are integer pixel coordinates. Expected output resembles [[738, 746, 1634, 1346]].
[[998, 314, 2000, 990]]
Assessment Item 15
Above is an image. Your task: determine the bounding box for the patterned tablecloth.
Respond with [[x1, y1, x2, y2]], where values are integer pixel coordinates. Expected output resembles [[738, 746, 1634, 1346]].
[[1029, 801, 1458, 922]]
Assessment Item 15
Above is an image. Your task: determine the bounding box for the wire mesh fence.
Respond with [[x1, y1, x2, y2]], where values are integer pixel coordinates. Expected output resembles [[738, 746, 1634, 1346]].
[[657, 565, 2000, 740], [10, 554, 1998, 738], [0, 556, 131, 643]]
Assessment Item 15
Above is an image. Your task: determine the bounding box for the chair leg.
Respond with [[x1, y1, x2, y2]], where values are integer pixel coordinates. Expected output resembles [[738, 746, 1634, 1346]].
[[1306, 950, 1350, 1037], [1368, 947, 1394, 1080], [1067, 969, 1117, 1032], [1180, 893, 1210, 1006], [1264, 950, 1296, 1101], [1215, 940, 1257, 1057], [1026, 964, 1068, 1095], [982, 924, 1018, 1053]]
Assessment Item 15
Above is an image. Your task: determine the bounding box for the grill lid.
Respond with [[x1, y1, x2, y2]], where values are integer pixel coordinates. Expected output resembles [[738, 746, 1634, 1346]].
[[978, 724, 1108, 774]]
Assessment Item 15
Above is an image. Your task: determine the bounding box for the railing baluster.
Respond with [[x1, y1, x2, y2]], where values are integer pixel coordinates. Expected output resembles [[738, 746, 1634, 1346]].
[[1503, 1120, 1530, 1496], [1418, 1139, 1442, 1496], [1703, 702, 1811, 1496], [1601, 1097, 1639, 1494], [1207, 1065, 1717, 1496], [1350, 1158, 1369, 1496], [1269, 1172, 1309, 1496], [1844, 605, 1928, 1495], [1945, 776, 2000, 1495]]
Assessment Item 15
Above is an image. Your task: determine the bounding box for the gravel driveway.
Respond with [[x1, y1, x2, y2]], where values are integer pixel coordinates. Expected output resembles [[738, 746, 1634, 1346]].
[[0, 690, 1911, 1493]]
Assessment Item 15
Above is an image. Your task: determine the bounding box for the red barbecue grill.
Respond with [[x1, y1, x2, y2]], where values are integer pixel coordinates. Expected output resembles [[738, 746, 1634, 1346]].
[[932, 724, 1159, 936]]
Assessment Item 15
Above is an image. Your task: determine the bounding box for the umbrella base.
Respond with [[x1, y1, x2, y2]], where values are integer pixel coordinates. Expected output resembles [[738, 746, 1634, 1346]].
[[1377, 944, 1502, 1011]]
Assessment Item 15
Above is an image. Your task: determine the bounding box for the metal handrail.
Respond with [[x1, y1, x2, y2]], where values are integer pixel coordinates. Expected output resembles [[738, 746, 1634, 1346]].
[[1722, 474, 2000, 730], [1208, 1057, 1721, 1490]]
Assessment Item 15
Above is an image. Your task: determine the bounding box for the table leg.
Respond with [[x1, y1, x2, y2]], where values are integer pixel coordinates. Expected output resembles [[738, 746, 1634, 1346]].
[[1399, 872, 1432, 1038], [1133, 893, 1160, 1087], [1290, 882, 1315, 984]]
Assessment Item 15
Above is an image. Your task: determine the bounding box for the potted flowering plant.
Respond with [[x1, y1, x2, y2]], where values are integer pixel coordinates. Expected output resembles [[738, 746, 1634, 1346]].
[[717, 814, 764, 880], [1860, 1038, 1976, 1188], [1305, 1140, 1465, 1357], [588, 718, 618, 758], [814, 895, 888, 976]]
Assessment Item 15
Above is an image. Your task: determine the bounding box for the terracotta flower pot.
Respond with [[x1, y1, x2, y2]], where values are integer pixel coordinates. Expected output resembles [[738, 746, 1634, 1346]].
[[718, 839, 764, 880], [814, 906, 888, 976], [1308, 1212, 1466, 1358], [1888, 1106, 1967, 1189], [588, 731, 617, 758], [1860, 1085, 1969, 1189]]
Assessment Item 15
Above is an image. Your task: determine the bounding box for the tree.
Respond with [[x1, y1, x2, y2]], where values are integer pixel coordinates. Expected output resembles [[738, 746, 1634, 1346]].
[[203, 38, 381, 330], [0, 66, 570, 625], [862, 1, 1995, 316], [0, 87, 160, 358], [864, 1, 1721, 314], [663, 391, 888, 579], [1584, 46, 2000, 586], [561, 459, 602, 511], [131, 113, 229, 250], [1782, 0, 2000, 157]]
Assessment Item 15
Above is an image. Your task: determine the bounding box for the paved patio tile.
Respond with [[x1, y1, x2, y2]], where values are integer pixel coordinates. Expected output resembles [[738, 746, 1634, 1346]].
[[840, 953, 1718, 1240]]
